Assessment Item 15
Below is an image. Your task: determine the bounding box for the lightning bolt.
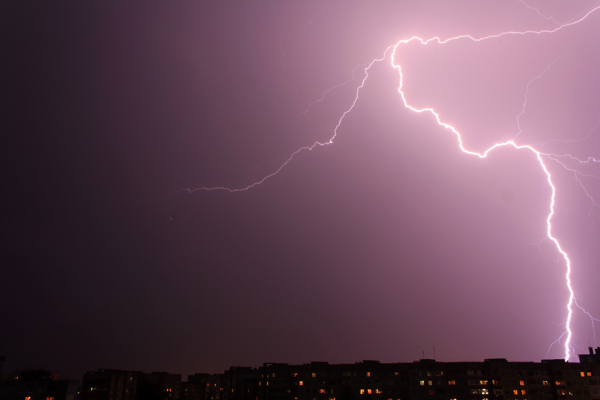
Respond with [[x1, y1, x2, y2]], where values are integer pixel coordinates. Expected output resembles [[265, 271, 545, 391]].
[[180, 2, 600, 361]]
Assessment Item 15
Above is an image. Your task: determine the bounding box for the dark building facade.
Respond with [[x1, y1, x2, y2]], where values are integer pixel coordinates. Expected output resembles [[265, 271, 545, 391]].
[[257, 356, 600, 400], [0, 368, 78, 400], [79, 349, 600, 400], [79, 370, 184, 400]]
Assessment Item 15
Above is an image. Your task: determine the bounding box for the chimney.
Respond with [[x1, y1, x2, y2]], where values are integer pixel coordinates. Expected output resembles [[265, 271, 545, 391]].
[[590, 347, 594, 355]]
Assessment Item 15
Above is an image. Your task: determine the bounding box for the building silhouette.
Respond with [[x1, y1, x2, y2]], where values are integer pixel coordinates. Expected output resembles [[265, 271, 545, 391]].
[[0, 367, 78, 400], [78, 348, 600, 400]]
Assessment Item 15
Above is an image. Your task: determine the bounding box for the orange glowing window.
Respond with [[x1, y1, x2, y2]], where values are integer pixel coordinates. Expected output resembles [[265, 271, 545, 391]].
[[448, 381, 456, 386], [25, 398, 31, 400], [376, 390, 382, 394], [588, 372, 592, 377], [521, 390, 526, 395], [513, 390, 519, 395], [367, 372, 371, 377], [520, 381, 525, 386], [367, 389, 372, 395], [320, 389, 326, 394], [360, 389, 365, 395], [299, 381, 303, 386], [312, 373, 316, 378], [581, 372, 586, 377]]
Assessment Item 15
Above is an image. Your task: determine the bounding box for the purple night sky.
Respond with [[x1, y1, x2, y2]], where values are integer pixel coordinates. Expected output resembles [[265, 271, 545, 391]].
[[3, 0, 600, 380]]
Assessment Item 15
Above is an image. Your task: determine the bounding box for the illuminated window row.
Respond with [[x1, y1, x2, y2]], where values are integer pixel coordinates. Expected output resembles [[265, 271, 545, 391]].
[[359, 389, 383, 394]]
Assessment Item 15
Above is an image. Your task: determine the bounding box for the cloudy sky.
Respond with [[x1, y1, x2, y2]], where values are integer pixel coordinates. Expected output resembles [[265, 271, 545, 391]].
[[3, 0, 600, 379]]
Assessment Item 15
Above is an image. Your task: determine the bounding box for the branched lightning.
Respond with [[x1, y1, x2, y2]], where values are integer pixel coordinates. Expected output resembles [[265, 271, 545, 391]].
[[182, 2, 600, 360], [510, 54, 568, 142]]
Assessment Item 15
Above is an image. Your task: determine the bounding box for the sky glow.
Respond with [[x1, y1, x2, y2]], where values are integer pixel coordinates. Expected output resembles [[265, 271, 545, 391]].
[[176, 2, 600, 361], [5, 0, 600, 379]]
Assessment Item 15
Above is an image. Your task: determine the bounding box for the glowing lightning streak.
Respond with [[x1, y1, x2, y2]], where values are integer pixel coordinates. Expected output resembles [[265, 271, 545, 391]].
[[391, 38, 575, 359], [179, 53, 387, 194], [386, 3, 600, 359], [182, 3, 600, 360]]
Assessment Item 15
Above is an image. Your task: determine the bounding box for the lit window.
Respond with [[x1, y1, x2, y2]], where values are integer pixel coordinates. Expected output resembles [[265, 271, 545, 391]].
[[376, 390, 382, 394], [428, 381, 432, 386], [543, 381, 549, 386], [299, 381, 303, 386], [312, 373, 316, 378], [514, 390, 519, 395], [367, 372, 371, 377], [360, 389, 365, 395], [368, 390, 372, 395], [521, 390, 526, 395], [320, 389, 326, 394], [448, 381, 456, 386], [520, 381, 525, 386], [581, 372, 586, 378], [492, 380, 499, 385], [293, 373, 298, 378], [556, 381, 564, 386], [480, 380, 488, 385], [420, 381, 425, 386], [25, 397, 31, 400], [588, 372, 592, 377]]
